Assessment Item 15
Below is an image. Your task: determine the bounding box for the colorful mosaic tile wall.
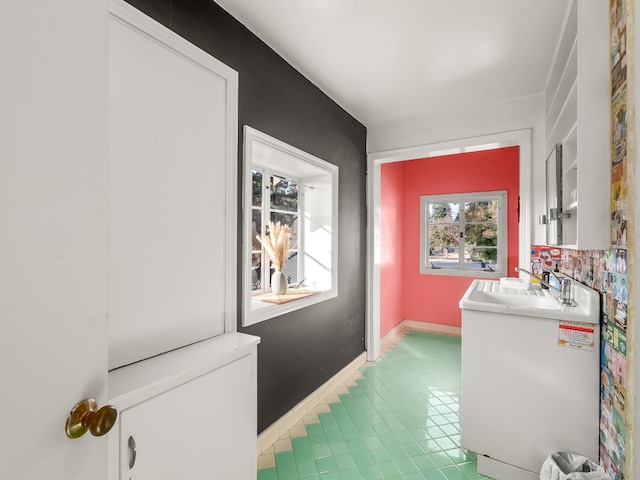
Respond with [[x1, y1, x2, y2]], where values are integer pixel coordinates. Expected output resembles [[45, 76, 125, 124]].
[[604, 1, 633, 477], [530, 246, 629, 479], [530, 2, 635, 479]]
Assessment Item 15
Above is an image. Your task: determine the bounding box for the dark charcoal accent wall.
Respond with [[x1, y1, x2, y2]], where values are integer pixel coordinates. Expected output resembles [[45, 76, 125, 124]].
[[124, 0, 368, 432]]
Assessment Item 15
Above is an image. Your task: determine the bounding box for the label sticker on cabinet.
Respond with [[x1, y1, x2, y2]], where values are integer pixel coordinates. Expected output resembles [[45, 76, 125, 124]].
[[558, 321, 595, 351]]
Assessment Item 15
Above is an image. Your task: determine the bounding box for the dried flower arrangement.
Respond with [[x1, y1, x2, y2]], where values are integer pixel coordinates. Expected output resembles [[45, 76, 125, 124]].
[[256, 221, 292, 271]]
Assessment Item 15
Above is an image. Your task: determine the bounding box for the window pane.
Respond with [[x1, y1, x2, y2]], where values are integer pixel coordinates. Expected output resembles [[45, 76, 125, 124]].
[[464, 200, 498, 222], [251, 253, 263, 291], [428, 203, 459, 271], [464, 247, 499, 272], [464, 223, 498, 248], [281, 252, 298, 286], [428, 244, 460, 270], [428, 224, 459, 251], [270, 175, 299, 212], [251, 209, 263, 251], [271, 212, 299, 250], [252, 171, 262, 207], [429, 202, 458, 224]]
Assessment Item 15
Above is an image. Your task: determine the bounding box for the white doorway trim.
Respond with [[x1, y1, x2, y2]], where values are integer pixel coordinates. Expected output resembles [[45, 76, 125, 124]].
[[365, 129, 532, 361]]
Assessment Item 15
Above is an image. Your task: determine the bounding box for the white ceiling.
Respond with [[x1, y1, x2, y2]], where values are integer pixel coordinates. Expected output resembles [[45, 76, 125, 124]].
[[214, 0, 572, 128]]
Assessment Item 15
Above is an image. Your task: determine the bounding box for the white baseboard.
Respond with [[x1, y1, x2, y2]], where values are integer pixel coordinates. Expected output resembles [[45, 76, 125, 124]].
[[257, 351, 368, 455], [380, 322, 409, 350]]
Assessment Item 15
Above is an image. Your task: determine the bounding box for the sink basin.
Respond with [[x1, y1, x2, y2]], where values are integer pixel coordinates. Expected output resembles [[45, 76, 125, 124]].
[[460, 279, 599, 322], [466, 290, 561, 310]]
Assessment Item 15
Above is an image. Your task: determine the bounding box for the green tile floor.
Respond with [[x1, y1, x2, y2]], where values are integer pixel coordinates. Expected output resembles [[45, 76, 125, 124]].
[[257, 330, 492, 480]]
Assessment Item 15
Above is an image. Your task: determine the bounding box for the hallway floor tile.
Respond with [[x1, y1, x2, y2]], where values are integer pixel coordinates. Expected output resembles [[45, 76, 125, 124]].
[[257, 330, 491, 480]]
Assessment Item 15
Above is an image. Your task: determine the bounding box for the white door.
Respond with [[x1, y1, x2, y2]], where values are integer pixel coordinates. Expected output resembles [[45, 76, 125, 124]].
[[2, 1, 110, 480], [3, 1, 239, 478]]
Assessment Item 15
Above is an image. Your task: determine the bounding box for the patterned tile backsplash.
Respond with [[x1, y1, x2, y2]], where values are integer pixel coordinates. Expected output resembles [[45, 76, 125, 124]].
[[531, 245, 629, 479]]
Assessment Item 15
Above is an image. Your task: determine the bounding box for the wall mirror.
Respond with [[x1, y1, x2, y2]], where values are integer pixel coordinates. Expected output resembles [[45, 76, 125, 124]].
[[544, 143, 563, 245]]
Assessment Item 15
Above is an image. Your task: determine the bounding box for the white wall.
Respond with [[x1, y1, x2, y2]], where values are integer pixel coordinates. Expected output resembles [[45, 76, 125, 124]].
[[367, 93, 547, 245], [303, 174, 333, 290]]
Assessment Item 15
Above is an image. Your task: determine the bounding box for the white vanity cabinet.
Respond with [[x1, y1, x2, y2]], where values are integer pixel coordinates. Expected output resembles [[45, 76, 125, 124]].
[[460, 281, 600, 480], [544, 0, 610, 250], [108, 333, 260, 480]]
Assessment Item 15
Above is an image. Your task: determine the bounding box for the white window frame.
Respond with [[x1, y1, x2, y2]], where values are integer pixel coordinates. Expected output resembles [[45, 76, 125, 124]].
[[242, 126, 339, 326], [420, 191, 507, 277]]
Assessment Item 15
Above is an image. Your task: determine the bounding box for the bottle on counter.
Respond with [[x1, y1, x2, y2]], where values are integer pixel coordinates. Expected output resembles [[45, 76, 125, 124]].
[[549, 264, 561, 290]]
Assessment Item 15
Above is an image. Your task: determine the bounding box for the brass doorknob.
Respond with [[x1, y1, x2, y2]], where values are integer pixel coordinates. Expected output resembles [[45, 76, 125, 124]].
[[65, 399, 117, 439]]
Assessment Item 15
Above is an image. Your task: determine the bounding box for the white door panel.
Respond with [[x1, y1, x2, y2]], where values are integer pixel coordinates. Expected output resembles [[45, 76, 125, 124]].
[[108, 5, 237, 369]]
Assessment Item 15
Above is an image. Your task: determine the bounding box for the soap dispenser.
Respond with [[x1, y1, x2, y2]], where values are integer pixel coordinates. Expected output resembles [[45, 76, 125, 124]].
[[541, 271, 550, 289], [549, 263, 561, 290]]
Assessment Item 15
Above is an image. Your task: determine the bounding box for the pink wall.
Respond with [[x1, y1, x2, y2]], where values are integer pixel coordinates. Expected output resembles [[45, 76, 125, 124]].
[[380, 147, 520, 335]]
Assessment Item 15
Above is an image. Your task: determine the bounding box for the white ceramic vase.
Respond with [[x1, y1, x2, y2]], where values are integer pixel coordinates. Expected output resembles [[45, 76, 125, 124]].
[[271, 270, 287, 295]]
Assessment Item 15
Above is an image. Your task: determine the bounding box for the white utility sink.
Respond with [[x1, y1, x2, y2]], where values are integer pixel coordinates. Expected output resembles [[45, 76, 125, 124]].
[[460, 278, 601, 479], [459, 278, 599, 322], [466, 290, 561, 310]]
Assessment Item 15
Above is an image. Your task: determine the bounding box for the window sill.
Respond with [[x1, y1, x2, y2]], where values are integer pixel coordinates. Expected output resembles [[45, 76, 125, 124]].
[[244, 288, 337, 326], [252, 289, 320, 305], [421, 268, 504, 278]]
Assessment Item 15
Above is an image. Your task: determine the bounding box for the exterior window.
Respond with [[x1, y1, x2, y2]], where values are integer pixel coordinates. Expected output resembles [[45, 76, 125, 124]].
[[243, 126, 338, 326], [251, 171, 300, 292], [420, 191, 507, 277]]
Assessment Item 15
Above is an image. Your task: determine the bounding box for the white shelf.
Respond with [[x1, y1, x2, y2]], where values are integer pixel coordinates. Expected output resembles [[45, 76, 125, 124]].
[[546, 80, 577, 148], [543, 0, 610, 250], [545, 0, 578, 112], [546, 39, 578, 130]]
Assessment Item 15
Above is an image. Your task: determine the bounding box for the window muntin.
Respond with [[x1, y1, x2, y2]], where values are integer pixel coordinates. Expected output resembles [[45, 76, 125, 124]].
[[421, 192, 507, 276]]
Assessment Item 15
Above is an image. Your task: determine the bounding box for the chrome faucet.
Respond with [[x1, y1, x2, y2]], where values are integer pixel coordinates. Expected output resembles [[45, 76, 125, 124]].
[[514, 267, 574, 306]]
